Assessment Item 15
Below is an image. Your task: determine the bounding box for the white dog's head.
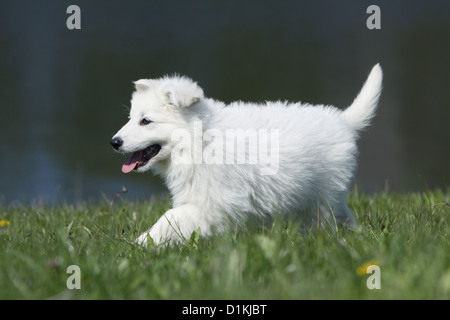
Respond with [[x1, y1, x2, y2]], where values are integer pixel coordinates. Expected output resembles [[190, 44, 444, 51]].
[[111, 76, 204, 173]]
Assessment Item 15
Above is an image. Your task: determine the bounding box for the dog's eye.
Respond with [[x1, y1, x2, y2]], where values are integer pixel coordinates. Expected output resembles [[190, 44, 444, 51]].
[[140, 118, 152, 126]]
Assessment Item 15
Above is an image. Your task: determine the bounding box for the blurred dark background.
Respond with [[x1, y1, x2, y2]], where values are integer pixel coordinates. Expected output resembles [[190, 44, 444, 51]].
[[0, 0, 449, 204]]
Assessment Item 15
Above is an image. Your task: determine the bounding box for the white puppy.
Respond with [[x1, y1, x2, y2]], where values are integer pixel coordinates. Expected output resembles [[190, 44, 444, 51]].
[[111, 64, 382, 246]]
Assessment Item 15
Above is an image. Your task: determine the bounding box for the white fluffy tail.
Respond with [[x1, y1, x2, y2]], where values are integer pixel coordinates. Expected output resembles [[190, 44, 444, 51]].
[[342, 64, 383, 132]]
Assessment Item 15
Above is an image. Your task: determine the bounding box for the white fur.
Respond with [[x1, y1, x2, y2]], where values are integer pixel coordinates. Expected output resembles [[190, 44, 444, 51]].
[[112, 65, 383, 246]]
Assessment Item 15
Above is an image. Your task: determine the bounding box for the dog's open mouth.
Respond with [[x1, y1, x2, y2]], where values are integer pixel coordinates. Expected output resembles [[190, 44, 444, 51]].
[[122, 145, 161, 173]]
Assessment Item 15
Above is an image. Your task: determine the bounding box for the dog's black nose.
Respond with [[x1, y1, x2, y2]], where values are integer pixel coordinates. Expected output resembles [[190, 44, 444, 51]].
[[110, 137, 123, 150]]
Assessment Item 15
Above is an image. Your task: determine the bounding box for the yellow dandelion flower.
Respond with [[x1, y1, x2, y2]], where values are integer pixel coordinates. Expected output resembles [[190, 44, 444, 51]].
[[0, 220, 11, 227], [357, 259, 379, 276]]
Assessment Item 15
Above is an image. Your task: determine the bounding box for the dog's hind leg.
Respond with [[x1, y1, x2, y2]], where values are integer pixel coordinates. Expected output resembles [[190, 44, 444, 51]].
[[309, 193, 357, 230], [332, 192, 357, 227]]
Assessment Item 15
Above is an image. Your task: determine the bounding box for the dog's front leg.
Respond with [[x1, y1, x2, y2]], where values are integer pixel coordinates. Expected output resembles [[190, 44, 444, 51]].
[[136, 204, 206, 247]]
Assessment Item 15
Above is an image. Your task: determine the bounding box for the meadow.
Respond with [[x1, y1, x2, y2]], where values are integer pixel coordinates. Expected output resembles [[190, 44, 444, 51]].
[[0, 188, 449, 300]]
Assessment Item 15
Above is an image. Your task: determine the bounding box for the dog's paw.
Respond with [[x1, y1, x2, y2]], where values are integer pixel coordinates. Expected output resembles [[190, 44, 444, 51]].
[[135, 232, 153, 247]]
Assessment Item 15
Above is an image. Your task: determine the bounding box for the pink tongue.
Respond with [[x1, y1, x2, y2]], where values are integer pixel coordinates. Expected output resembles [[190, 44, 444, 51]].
[[122, 151, 143, 173]]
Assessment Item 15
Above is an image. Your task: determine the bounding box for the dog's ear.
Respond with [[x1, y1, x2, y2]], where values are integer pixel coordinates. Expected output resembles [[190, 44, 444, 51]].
[[134, 79, 156, 92], [163, 77, 204, 109]]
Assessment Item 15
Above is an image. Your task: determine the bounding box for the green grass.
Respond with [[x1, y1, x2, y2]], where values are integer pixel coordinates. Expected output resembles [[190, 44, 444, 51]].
[[0, 189, 449, 299]]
